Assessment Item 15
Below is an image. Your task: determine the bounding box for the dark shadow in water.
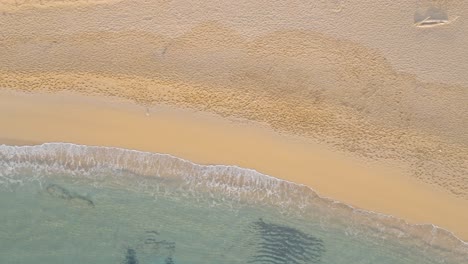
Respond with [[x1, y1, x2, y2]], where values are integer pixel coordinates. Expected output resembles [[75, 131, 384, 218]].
[[142, 230, 176, 255], [123, 248, 139, 264], [249, 218, 325, 264], [127, 230, 177, 263], [45, 184, 95, 207], [165, 256, 175, 264]]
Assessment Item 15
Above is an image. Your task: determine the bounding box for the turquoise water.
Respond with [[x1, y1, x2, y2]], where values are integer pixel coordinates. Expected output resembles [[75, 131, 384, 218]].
[[0, 143, 466, 263]]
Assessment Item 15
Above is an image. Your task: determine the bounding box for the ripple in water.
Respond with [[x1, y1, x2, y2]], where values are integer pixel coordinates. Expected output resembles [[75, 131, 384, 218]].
[[0, 143, 466, 263]]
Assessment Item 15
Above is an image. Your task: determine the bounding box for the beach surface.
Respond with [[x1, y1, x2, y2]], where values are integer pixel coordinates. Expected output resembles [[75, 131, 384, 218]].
[[1, 90, 467, 241], [0, 0, 467, 246]]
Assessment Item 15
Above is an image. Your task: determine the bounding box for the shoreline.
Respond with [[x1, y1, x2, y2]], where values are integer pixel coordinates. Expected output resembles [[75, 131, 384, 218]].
[[1, 90, 467, 241]]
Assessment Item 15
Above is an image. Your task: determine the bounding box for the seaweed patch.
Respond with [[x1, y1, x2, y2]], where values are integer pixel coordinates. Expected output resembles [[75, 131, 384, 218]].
[[45, 184, 95, 207], [249, 218, 325, 264]]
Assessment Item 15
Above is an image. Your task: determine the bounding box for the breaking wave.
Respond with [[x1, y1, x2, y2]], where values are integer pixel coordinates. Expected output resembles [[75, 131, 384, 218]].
[[0, 142, 466, 261]]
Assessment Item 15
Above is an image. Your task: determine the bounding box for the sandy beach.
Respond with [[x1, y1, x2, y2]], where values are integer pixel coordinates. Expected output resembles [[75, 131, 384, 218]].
[[0, 90, 467, 241], [0, 0, 467, 249]]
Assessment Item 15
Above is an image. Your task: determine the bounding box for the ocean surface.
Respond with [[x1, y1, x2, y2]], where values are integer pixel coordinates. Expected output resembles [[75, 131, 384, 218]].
[[0, 143, 466, 264]]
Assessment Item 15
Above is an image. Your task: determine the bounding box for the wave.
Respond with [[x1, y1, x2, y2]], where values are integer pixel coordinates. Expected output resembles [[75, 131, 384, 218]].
[[0, 142, 467, 260]]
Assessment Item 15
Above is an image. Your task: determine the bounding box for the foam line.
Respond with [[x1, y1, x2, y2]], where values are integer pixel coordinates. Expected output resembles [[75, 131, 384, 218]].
[[0, 142, 467, 256]]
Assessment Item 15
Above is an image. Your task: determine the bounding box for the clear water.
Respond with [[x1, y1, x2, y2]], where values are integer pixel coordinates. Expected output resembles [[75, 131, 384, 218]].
[[0, 143, 466, 264]]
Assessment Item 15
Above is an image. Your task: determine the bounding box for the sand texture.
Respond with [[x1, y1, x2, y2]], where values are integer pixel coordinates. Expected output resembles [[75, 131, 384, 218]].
[[1, 69, 467, 201], [0, 0, 121, 11], [0, 0, 467, 240], [1, 91, 468, 242]]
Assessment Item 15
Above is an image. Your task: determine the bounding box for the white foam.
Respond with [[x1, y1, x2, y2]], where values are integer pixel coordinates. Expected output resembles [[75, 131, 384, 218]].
[[0, 142, 466, 259]]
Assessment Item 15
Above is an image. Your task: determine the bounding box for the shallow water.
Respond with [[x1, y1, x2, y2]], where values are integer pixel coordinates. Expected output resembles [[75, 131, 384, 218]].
[[0, 143, 466, 263]]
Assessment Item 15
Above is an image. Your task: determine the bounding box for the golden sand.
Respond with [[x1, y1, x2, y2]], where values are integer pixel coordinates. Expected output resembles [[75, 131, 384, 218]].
[[1, 71, 467, 201], [0, 90, 467, 241]]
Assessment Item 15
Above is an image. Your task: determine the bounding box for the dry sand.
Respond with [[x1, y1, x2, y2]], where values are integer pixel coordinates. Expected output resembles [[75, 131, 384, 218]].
[[0, 90, 467, 241]]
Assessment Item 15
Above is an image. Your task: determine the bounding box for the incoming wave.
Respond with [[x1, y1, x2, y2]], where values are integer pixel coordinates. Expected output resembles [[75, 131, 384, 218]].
[[0, 142, 466, 261]]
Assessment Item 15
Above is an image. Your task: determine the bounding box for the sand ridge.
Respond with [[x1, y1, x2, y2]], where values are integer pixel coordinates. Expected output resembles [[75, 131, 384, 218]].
[[1, 22, 467, 142]]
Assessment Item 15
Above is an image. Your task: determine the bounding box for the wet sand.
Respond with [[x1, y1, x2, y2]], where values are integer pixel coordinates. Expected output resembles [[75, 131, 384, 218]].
[[0, 90, 467, 241]]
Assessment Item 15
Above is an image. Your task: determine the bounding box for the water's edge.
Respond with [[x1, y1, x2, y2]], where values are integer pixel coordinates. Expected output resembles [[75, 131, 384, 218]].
[[0, 142, 466, 257]]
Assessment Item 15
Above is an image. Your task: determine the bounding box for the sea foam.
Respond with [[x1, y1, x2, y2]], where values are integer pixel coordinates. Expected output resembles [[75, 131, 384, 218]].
[[0, 143, 466, 261]]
